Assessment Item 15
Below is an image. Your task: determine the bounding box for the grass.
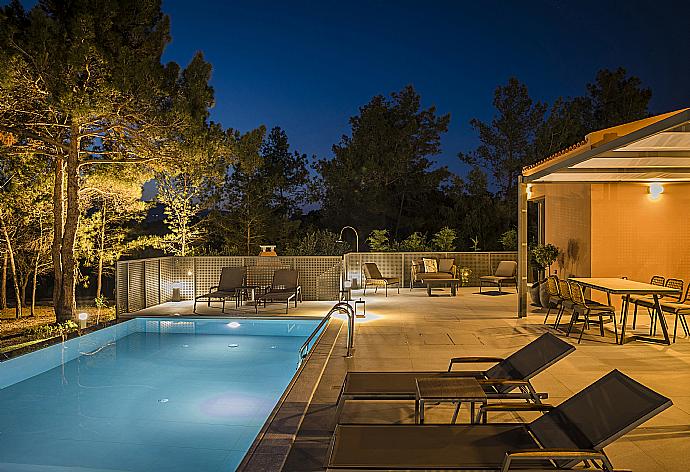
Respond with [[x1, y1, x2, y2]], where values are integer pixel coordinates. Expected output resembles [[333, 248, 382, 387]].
[[0, 305, 117, 353]]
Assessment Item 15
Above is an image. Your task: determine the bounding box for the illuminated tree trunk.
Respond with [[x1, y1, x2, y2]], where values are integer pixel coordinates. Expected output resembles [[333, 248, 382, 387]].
[[52, 155, 65, 318], [0, 209, 22, 318], [1, 251, 7, 310], [96, 204, 106, 300], [53, 125, 80, 323]]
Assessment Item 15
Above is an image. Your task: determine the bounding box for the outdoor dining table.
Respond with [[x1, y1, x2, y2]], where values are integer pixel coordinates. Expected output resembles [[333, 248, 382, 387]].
[[569, 277, 680, 345]]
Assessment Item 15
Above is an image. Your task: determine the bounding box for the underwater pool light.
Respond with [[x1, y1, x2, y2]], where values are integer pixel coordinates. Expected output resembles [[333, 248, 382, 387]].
[[227, 321, 241, 328]]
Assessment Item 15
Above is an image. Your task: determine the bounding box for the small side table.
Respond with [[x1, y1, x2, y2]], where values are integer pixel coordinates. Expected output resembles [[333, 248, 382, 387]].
[[415, 377, 487, 424], [237, 285, 262, 306]]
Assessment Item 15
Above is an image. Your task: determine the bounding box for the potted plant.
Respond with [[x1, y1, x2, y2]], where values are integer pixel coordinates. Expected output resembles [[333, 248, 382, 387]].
[[530, 244, 560, 307]]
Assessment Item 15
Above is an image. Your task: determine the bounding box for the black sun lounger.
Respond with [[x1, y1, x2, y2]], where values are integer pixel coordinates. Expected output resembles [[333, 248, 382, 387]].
[[337, 333, 575, 417], [193, 267, 246, 313], [327, 369, 672, 471]]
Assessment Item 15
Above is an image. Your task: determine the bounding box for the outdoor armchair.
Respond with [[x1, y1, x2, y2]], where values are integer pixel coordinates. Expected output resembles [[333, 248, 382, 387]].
[[255, 269, 302, 314], [410, 258, 457, 289], [336, 333, 574, 418], [193, 266, 246, 313], [362, 262, 400, 296], [327, 369, 672, 471], [479, 260, 517, 293]]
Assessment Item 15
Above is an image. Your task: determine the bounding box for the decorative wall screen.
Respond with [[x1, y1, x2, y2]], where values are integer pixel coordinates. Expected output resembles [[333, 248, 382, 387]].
[[116, 256, 342, 315], [343, 251, 518, 288]]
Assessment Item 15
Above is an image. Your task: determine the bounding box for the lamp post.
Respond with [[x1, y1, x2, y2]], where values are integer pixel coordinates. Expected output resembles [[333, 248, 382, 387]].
[[337, 226, 360, 290], [336, 226, 359, 253]]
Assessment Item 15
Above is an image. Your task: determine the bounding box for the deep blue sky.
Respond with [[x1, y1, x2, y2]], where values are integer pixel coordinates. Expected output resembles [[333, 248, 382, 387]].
[[159, 0, 690, 175]]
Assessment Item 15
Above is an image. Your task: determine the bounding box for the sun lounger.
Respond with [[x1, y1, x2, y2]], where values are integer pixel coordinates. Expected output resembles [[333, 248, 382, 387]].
[[327, 369, 672, 471], [193, 267, 246, 313], [255, 269, 302, 314], [336, 333, 574, 417]]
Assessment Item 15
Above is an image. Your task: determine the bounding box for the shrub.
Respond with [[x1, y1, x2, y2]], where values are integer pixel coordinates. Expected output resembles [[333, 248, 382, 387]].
[[499, 229, 517, 250], [431, 227, 456, 251], [399, 232, 429, 252], [367, 229, 393, 252]]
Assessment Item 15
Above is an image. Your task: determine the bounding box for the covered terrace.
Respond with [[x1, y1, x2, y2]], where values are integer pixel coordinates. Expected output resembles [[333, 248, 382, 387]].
[[518, 108, 690, 321]]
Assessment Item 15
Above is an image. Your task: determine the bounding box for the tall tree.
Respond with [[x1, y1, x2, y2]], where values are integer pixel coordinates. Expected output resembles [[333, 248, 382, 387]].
[[588, 67, 651, 129], [78, 166, 146, 298], [217, 126, 309, 255], [459, 78, 546, 201], [0, 1, 214, 321], [536, 68, 651, 159], [317, 85, 450, 240]]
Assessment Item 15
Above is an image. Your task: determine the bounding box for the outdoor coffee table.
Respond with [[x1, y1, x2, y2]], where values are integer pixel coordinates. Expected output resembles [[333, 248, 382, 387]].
[[421, 278, 459, 296], [415, 377, 487, 424], [570, 277, 680, 345]]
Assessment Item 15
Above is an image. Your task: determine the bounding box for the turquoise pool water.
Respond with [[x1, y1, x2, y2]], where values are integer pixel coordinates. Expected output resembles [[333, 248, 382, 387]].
[[0, 317, 322, 471]]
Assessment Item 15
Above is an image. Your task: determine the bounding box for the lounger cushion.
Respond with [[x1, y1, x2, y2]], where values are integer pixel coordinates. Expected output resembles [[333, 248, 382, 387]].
[[479, 275, 514, 282], [329, 424, 544, 469]]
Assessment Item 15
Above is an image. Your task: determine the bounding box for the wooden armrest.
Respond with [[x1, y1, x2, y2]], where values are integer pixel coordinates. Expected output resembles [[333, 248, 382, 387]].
[[481, 403, 554, 412]]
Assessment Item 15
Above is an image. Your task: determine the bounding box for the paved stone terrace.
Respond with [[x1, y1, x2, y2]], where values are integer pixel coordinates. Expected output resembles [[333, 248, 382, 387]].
[[128, 286, 690, 471]]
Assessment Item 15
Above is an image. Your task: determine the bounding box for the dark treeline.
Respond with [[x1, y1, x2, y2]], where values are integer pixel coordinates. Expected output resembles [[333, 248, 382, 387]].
[[0, 0, 652, 317]]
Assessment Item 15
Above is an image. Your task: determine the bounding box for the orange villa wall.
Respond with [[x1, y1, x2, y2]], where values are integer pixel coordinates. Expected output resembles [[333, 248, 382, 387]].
[[533, 182, 690, 306], [531, 183, 592, 279], [590, 183, 690, 284]]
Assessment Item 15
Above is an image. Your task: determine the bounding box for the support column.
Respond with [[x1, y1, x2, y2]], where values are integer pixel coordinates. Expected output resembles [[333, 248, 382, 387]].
[[517, 176, 528, 318]]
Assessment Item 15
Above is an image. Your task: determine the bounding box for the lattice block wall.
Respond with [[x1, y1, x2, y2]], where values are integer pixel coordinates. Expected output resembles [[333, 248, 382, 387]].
[[126, 261, 146, 312], [116, 263, 128, 315], [344, 252, 518, 287], [159, 257, 195, 302], [194, 257, 246, 297], [145, 259, 160, 307], [292, 257, 341, 300]]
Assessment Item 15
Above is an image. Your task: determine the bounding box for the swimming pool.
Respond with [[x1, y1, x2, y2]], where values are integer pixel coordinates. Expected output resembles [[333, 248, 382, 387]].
[[0, 317, 323, 471]]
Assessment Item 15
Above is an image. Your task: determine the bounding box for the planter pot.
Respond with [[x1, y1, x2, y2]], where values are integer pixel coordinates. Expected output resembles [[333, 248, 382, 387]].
[[529, 282, 542, 306], [539, 281, 551, 308]]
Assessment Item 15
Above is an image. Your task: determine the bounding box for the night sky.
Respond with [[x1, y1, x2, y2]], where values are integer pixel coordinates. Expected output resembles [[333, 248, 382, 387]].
[[15, 0, 690, 175]]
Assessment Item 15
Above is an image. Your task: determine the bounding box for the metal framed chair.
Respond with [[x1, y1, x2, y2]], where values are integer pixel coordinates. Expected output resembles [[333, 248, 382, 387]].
[[543, 275, 562, 325], [479, 260, 517, 293], [629, 275, 665, 329], [660, 284, 690, 342], [553, 278, 574, 330], [567, 281, 618, 344], [362, 262, 400, 296], [327, 370, 672, 471]]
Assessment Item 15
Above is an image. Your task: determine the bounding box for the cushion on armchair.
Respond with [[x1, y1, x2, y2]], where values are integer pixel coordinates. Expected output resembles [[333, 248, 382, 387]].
[[423, 258, 438, 273], [438, 258, 455, 273]]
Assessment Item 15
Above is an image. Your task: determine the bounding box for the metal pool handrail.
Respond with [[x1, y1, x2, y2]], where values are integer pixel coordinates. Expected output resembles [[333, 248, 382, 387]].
[[299, 302, 355, 360]]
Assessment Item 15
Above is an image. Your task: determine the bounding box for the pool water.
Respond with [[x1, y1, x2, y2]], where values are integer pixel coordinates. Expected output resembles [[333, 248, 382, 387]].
[[0, 318, 322, 471]]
